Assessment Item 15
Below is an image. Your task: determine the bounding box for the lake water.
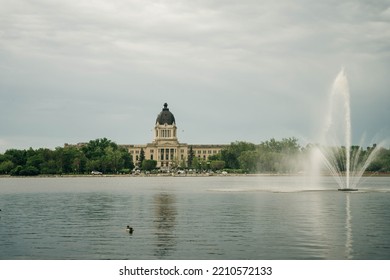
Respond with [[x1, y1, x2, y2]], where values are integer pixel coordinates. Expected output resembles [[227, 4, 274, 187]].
[[0, 175, 389, 260]]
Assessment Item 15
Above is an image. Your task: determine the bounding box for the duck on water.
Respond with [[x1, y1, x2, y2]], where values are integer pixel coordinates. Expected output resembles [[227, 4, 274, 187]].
[[126, 225, 134, 234]]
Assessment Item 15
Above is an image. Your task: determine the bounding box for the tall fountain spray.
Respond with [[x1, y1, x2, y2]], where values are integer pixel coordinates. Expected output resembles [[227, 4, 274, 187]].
[[315, 69, 380, 191]]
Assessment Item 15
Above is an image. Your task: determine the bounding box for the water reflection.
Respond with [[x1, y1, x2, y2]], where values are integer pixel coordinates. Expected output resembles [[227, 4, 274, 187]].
[[345, 193, 353, 259], [1, 177, 389, 259], [153, 193, 177, 258]]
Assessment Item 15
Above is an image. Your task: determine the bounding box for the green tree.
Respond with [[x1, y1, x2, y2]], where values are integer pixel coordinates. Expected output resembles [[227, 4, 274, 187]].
[[138, 148, 145, 168], [40, 159, 58, 174], [179, 158, 187, 169], [260, 137, 300, 154], [208, 153, 222, 161], [142, 159, 157, 171], [56, 146, 85, 174], [0, 137, 135, 176], [26, 150, 44, 170], [367, 147, 390, 172], [81, 138, 131, 173], [187, 146, 195, 168], [10, 165, 23, 176], [5, 149, 27, 166], [238, 150, 260, 172], [86, 159, 101, 172], [221, 141, 256, 169], [120, 147, 134, 171], [254, 138, 302, 173], [82, 138, 117, 160], [102, 146, 121, 173], [19, 165, 40, 176], [0, 160, 14, 174], [210, 160, 225, 171], [191, 156, 199, 170]]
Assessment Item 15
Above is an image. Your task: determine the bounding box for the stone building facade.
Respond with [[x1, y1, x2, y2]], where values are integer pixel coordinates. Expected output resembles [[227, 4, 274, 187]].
[[124, 103, 227, 170]]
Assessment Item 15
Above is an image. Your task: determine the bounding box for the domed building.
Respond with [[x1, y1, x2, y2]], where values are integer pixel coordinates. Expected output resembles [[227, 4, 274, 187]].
[[156, 103, 175, 125], [125, 103, 227, 170], [154, 103, 178, 143]]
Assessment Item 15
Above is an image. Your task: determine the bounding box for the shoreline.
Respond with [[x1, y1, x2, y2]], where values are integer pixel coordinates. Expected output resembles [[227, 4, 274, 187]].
[[1, 172, 389, 178]]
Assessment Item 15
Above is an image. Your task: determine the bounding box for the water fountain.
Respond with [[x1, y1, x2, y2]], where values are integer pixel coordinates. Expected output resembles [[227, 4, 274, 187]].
[[314, 69, 380, 191]]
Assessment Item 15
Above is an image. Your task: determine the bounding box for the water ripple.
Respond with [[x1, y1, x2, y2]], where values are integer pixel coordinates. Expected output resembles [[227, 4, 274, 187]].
[[1, 176, 390, 259]]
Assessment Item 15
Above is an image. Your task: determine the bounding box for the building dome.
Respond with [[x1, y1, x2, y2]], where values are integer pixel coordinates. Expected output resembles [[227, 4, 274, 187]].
[[156, 103, 175, 125]]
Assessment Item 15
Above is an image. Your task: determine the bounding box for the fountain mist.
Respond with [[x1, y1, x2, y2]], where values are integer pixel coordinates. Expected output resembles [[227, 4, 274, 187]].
[[314, 69, 380, 190]]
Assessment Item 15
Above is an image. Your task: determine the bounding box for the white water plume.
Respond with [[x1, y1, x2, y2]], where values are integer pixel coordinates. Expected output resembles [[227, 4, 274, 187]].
[[314, 69, 380, 190]]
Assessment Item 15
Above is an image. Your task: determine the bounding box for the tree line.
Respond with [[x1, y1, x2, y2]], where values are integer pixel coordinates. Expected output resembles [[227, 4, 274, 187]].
[[206, 138, 390, 174], [0, 138, 134, 176], [210, 138, 304, 173], [1, 137, 389, 176]]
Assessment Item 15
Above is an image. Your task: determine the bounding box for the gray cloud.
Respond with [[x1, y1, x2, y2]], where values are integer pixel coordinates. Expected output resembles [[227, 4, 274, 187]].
[[1, 0, 389, 152]]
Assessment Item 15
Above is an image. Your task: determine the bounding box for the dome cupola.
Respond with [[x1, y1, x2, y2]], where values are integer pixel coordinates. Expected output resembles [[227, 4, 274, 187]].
[[153, 103, 178, 143], [156, 103, 175, 125]]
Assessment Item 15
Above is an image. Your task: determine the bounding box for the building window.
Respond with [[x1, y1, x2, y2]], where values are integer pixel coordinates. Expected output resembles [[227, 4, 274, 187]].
[[151, 154, 153, 160]]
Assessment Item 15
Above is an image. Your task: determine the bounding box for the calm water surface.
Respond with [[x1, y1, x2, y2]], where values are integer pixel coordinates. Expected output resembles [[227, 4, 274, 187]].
[[0, 176, 389, 260]]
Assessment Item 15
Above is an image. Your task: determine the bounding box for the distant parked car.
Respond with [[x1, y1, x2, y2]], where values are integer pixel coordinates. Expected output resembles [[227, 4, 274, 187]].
[[91, 171, 103, 175]]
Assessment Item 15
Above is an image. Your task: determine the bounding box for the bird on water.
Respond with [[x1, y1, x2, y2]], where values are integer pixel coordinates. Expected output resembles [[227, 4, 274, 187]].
[[126, 225, 134, 234]]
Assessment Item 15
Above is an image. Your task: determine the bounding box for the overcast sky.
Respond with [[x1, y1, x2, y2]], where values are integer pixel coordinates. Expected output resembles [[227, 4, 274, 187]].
[[1, 0, 389, 152]]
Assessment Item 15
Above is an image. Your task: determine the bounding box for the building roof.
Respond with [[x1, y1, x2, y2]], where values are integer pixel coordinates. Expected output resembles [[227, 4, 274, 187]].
[[156, 103, 176, 125]]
